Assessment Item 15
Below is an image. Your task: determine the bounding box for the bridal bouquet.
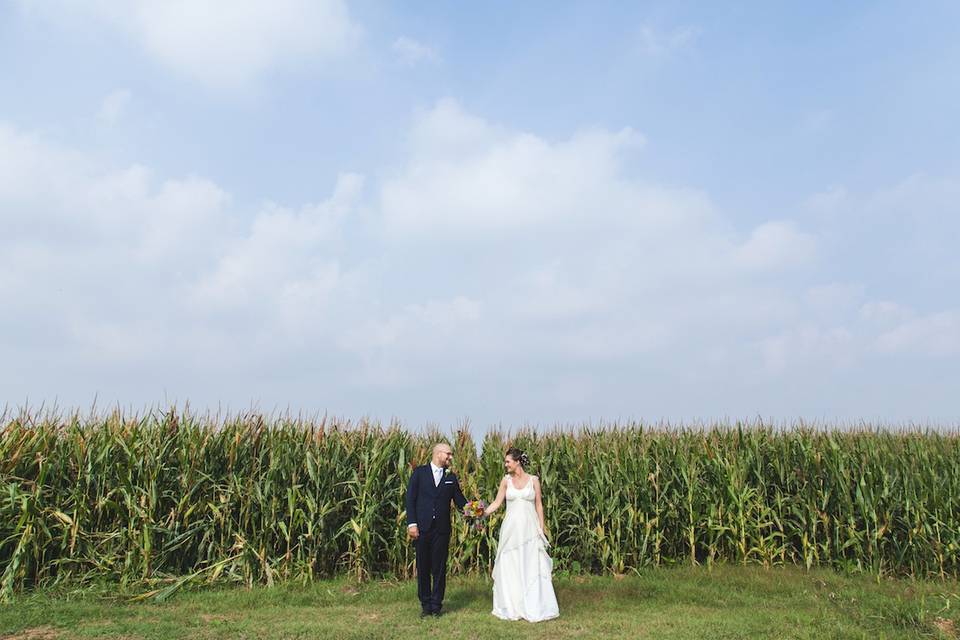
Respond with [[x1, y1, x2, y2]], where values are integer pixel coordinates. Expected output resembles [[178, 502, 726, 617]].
[[463, 499, 487, 531]]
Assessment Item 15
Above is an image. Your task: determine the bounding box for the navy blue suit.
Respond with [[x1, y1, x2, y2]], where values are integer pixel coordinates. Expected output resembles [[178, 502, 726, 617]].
[[406, 464, 467, 613]]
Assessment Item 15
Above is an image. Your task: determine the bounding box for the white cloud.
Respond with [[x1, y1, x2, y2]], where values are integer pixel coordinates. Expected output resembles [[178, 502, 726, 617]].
[[864, 173, 960, 217], [189, 173, 363, 314], [18, 0, 361, 87], [381, 100, 814, 277], [392, 36, 440, 66], [0, 123, 355, 372], [3, 102, 959, 423], [637, 24, 701, 57], [807, 174, 960, 257], [375, 99, 829, 367], [0, 124, 228, 260], [876, 311, 960, 357], [0, 123, 89, 204], [798, 109, 833, 135], [803, 185, 848, 220], [342, 295, 481, 353], [759, 326, 856, 373], [860, 301, 913, 325], [98, 88, 132, 124], [805, 283, 864, 311], [733, 221, 818, 271], [337, 295, 483, 387], [383, 99, 693, 236], [372, 100, 960, 392]]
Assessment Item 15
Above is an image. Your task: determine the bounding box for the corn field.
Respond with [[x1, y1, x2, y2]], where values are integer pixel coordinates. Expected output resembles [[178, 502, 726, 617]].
[[2, 410, 959, 600]]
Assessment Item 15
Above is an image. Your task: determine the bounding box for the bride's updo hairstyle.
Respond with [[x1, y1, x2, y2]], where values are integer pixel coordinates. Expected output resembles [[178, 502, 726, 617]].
[[506, 447, 530, 469]]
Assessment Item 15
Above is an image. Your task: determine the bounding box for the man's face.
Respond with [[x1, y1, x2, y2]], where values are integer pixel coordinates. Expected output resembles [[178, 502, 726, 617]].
[[435, 447, 453, 468]]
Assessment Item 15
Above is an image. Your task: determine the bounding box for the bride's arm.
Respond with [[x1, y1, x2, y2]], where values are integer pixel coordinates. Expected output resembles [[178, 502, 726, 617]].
[[483, 477, 508, 516], [533, 477, 547, 537]]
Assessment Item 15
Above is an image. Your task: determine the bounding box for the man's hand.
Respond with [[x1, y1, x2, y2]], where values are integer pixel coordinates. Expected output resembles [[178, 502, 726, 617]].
[[408, 525, 419, 540]]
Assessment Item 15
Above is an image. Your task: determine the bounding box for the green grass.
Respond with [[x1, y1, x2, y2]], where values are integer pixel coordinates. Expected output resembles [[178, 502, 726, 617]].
[[1, 566, 958, 639]]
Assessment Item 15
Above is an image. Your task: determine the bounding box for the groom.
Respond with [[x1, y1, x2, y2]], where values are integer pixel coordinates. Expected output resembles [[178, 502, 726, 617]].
[[406, 442, 467, 617]]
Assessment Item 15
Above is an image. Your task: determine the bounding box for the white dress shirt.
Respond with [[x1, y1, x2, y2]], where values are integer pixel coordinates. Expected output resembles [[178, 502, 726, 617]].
[[430, 462, 444, 486]]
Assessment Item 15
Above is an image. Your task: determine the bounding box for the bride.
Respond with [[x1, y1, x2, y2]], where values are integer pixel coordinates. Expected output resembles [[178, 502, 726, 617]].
[[483, 447, 559, 622]]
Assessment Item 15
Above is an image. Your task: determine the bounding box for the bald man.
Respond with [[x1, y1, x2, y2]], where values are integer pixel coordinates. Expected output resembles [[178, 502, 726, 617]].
[[405, 442, 468, 617]]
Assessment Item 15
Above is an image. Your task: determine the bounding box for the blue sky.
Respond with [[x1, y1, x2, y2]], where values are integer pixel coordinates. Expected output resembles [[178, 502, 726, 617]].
[[1, 1, 958, 427]]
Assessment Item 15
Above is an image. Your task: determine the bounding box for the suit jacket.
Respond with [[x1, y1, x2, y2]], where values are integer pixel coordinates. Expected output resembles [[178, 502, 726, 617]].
[[406, 464, 468, 535]]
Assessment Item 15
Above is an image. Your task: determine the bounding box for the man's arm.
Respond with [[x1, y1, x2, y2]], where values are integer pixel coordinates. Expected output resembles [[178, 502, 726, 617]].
[[405, 467, 419, 536], [452, 474, 468, 511]]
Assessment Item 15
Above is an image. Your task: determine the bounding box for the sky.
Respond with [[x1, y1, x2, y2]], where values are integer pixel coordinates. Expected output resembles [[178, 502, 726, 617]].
[[1, 1, 958, 429]]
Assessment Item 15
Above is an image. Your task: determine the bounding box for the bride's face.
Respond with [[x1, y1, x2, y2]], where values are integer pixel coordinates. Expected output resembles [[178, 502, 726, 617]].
[[504, 455, 520, 474]]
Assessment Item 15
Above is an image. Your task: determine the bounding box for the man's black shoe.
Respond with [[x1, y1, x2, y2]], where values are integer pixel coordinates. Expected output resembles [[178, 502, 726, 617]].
[[420, 610, 431, 618], [431, 611, 443, 618]]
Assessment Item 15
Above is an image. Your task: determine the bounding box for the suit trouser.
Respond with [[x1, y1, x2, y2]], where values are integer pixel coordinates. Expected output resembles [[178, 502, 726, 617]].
[[415, 526, 450, 612]]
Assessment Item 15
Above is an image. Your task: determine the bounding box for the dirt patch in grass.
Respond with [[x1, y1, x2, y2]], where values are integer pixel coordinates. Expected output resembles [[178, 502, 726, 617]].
[[935, 617, 957, 638], [0, 626, 60, 640], [198, 614, 235, 623]]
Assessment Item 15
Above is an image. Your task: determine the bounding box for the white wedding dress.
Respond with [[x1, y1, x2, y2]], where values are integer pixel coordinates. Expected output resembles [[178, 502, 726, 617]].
[[491, 475, 559, 622]]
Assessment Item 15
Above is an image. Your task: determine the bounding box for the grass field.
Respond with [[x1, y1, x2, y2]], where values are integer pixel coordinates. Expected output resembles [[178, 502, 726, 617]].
[[1, 566, 958, 640]]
